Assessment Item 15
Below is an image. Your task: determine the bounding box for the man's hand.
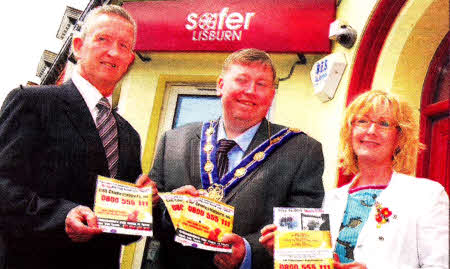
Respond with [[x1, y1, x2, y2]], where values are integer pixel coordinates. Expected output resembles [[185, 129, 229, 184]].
[[172, 185, 201, 197], [136, 174, 160, 207], [259, 224, 277, 256], [213, 233, 246, 269], [65, 205, 103, 242]]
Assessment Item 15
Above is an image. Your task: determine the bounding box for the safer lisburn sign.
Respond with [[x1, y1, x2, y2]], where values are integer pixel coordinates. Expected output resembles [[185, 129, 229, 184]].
[[124, 0, 335, 53]]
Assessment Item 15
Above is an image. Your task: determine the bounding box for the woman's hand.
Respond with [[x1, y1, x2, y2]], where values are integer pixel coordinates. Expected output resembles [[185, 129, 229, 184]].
[[259, 224, 277, 256], [333, 253, 367, 269], [333, 262, 367, 269]]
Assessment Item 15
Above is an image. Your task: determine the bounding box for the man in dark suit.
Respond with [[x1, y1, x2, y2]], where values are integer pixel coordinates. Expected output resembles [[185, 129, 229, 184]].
[[0, 5, 142, 269], [138, 48, 324, 269]]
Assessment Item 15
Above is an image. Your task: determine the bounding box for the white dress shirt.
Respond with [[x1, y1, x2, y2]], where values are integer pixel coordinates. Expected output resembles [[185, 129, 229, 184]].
[[71, 71, 113, 124]]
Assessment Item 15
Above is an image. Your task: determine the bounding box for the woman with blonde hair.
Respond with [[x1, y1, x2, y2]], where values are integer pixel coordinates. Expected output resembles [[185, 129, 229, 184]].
[[259, 90, 449, 269]]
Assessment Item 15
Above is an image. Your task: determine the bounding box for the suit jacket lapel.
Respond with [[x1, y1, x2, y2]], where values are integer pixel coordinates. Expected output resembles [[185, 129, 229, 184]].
[[326, 185, 351, 249], [115, 113, 127, 178], [58, 80, 109, 175], [191, 127, 203, 189]]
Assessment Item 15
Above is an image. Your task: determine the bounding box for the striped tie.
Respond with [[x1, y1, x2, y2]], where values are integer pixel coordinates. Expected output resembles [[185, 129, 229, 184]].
[[96, 98, 119, 178], [216, 139, 236, 179]]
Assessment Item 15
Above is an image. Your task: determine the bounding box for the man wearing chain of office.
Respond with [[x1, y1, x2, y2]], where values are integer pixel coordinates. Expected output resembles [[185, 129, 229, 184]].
[[138, 48, 325, 269]]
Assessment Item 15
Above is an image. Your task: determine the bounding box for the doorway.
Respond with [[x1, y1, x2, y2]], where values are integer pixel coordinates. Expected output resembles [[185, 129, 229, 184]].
[[140, 81, 222, 269], [418, 32, 449, 195]]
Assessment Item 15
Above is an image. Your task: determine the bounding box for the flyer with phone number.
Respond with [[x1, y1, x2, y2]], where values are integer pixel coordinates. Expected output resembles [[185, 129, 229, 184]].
[[160, 192, 234, 253], [273, 207, 333, 269], [93, 176, 153, 237]]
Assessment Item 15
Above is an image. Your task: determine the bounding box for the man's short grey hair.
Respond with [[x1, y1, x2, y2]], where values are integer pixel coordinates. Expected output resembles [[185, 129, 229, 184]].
[[76, 4, 137, 46]]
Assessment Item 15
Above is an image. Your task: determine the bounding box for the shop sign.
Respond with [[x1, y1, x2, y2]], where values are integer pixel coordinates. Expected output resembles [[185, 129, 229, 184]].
[[124, 0, 335, 53]]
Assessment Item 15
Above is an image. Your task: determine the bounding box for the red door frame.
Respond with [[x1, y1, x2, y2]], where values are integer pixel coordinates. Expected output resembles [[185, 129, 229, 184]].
[[337, 0, 408, 187], [416, 32, 450, 180]]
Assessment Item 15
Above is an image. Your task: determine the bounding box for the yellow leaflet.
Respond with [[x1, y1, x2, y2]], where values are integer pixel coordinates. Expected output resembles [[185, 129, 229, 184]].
[[159, 193, 188, 228], [275, 231, 332, 249], [177, 196, 234, 242], [94, 176, 153, 222], [275, 258, 334, 269], [93, 176, 153, 236]]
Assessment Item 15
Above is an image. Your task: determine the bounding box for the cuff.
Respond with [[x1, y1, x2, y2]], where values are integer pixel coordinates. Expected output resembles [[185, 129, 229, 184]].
[[239, 238, 252, 269]]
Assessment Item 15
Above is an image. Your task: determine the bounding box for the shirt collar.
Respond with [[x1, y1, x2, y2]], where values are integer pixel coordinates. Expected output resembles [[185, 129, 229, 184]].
[[71, 71, 112, 112], [217, 118, 261, 153]]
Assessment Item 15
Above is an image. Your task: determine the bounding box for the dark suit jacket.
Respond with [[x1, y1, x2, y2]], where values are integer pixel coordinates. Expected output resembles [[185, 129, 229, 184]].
[[150, 119, 324, 269], [0, 81, 142, 269]]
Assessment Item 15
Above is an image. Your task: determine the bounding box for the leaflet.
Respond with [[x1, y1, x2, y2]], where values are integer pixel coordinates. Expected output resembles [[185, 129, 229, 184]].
[[273, 207, 333, 269], [160, 193, 234, 253], [93, 176, 153, 237]]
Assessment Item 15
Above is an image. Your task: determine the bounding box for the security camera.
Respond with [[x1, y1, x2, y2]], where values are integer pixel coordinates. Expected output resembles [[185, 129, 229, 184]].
[[329, 20, 357, 49], [336, 25, 357, 48]]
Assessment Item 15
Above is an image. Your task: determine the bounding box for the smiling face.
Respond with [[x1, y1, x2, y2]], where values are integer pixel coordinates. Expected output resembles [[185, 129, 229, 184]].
[[217, 63, 275, 134], [73, 13, 135, 97], [351, 106, 400, 166]]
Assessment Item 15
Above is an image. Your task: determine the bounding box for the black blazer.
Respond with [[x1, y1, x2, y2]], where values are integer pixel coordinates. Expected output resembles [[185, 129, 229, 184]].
[[150, 119, 324, 269], [0, 81, 142, 269]]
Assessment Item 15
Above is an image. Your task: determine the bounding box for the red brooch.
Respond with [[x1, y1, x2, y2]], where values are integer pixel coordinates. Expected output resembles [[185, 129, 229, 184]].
[[375, 202, 392, 228]]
